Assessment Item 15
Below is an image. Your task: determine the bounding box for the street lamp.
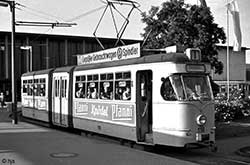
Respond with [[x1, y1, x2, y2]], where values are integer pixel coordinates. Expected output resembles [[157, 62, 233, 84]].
[[20, 46, 32, 72], [0, 0, 18, 124]]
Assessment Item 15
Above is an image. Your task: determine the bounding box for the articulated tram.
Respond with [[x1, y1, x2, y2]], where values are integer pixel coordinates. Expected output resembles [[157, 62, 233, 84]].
[[21, 43, 216, 151]]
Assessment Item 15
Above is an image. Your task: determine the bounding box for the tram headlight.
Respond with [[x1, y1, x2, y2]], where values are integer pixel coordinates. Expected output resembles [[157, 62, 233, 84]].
[[196, 115, 207, 126]]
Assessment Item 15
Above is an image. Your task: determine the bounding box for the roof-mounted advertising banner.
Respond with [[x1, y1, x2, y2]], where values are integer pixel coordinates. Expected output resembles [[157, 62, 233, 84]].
[[77, 43, 140, 65]]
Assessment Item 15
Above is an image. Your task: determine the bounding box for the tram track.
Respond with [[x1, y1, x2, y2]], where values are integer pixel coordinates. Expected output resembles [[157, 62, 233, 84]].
[[142, 145, 250, 165], [20, 116, 250, 165]]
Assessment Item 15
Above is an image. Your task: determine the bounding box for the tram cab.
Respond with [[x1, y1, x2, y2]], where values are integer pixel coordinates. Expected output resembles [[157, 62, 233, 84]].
[[151, 48, 215, 149]]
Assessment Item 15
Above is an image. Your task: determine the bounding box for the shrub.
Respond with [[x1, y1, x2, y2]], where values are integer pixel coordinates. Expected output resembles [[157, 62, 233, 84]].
[[215, 88, 250, 122]]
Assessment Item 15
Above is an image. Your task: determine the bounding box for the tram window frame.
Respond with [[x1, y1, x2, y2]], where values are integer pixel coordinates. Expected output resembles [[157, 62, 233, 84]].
[[100, 73, 114, 100], [87, 74, 99, 99], [161, 74, 213, 101], [75, 75, 86, 99], [115, 71, 131, 101]]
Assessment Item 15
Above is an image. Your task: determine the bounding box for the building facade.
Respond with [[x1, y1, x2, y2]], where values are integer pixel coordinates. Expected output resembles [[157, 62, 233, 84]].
[[0, 31, 139, 101], [212, 46, 250, 96], [1, 31, 249, 100]]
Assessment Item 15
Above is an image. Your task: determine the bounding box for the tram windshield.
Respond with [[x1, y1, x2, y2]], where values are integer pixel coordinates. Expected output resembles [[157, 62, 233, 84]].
[[161, 74, 212, 101]]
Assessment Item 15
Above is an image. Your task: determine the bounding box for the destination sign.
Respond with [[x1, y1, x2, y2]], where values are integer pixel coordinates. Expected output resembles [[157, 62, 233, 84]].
[[77, 43, 140, 65]]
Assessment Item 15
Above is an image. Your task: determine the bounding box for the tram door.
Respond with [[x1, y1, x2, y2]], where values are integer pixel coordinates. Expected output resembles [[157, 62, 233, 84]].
[[52, 73, 69, 127], [136, 70, 152, 142]]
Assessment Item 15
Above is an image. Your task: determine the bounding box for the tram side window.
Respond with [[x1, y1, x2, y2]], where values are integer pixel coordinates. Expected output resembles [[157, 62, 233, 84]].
[[87, 74, 99, 99], [55, 80, 59, 97], [75, 76, 86, 98], [22, 80, 28, 94], [27, 80, 33, 96], [61, 80, 65, 98], [61, 79, 67, 98], [160, 77, 177, 101], [34, 79, 39, 96], [100, 73, 114, 100], [40, 78, 46, 96], [115, 72, 131, 101]]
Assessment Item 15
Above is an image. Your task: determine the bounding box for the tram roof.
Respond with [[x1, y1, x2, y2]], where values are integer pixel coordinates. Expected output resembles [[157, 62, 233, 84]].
[[22, 68, 54, 77], [53, 66, 75, 73], [74, 53, 190, 71]]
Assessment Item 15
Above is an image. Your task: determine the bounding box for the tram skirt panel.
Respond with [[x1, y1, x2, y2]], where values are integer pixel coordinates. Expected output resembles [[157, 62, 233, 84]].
[[73, 117, 137, 141]]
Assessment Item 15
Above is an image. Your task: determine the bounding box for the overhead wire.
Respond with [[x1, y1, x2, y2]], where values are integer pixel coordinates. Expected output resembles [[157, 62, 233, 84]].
[[14, 2, 107, 43], [16, 3, 108, 23], [66, 5, 107, 22], [14, 1, 146, 46], [29, 27, 54, 44], [16, 7, 59, 22], [16, 3, 66, 22]]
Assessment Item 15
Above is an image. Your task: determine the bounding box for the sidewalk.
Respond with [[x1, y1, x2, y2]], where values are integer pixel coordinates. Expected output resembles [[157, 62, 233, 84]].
[[0, 108, 199, 165], [0, 107, 12, 122]]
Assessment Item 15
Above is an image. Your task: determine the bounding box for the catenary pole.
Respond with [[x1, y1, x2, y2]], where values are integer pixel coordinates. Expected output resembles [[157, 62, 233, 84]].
[[10, 1, 18, 124], [227, 0, 230, 101]]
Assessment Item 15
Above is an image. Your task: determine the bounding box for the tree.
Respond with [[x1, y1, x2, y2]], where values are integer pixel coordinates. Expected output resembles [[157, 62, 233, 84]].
[[141, 0, 226, 74]]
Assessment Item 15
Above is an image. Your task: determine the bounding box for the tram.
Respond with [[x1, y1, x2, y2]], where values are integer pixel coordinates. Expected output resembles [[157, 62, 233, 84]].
[[21, 43, 217, 151]]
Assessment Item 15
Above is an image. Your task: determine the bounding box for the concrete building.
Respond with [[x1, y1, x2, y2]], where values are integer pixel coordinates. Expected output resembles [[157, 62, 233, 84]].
[[0, 31, 139, 101]]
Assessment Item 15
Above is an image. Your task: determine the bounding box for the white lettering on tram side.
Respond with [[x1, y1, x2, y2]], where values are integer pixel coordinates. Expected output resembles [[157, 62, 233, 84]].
[[39, 100, 47, 109], [91, 105, 108, 117], [111, 105, 133, 121], [76, 102, 88, 114]]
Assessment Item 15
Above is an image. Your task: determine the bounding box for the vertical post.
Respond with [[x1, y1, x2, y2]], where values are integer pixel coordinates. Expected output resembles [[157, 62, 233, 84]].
[[25, 37, 30, 72], [10, 1, 18, 124], [64, 39, 68, 66], [30, 46, 32, 72], [4, 35, 9, 79], [227, 0, 230, 101], [82, 40, 86, 53], [46, 38, 49, 69]]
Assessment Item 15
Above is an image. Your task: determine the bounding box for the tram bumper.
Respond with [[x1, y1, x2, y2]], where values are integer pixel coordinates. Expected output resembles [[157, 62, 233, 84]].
[[153, 127, 215, 147]]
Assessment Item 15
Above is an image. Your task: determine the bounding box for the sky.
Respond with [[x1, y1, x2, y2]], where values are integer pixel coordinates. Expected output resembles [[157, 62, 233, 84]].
[[1, 0, 250, 61]]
